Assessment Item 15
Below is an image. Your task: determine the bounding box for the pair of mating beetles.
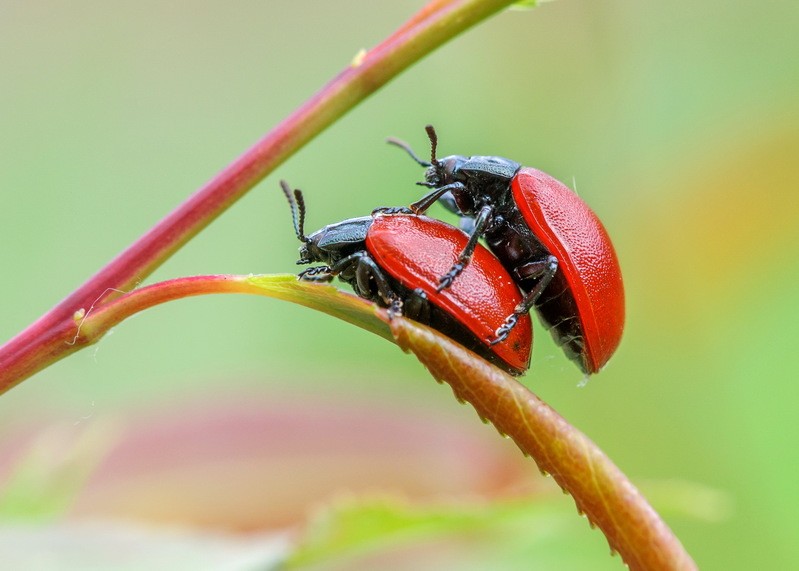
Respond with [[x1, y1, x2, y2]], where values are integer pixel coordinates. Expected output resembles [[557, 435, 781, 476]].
[[282, 126, 624, 376]]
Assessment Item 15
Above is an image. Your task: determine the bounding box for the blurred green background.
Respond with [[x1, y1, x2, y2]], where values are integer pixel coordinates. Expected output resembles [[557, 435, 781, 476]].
[[1, 0, 798, 568]]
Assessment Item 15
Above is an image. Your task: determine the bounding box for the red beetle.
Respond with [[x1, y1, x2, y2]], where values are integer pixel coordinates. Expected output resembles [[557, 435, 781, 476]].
[[389, 126, 624, 374], [281, 181, 533, 375]]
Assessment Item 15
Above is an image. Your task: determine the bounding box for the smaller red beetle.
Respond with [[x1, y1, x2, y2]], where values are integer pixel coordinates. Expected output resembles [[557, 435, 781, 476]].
[[389, 126, 624, 374], [281, 181, 533, 375]]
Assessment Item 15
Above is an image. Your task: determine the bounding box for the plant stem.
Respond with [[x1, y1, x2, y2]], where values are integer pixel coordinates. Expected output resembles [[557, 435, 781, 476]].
[[0, 0, 516, 393], [392, 318, 699, 571], [0, 274, 390, 387]]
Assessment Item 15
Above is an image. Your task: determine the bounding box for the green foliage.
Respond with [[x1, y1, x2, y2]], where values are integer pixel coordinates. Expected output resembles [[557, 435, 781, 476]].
[[0, 422, 117, 522], [287, 495, 620, 570]]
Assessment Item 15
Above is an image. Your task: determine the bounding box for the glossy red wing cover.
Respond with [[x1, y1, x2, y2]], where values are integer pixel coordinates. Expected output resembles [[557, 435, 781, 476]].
[[366, 215, 532, 372], [512, 168, 624, 372]]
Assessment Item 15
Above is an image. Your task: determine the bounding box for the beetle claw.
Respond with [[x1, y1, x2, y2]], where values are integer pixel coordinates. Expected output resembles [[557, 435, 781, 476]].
[[372, 206, 414, 216], [436, 264, 464, 292], [490, 315, 518, 345], [298, 266, 334, 282], [387, 296, 404, 319]]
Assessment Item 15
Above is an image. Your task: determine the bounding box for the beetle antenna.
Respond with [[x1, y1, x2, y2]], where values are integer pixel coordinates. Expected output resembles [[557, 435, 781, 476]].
[[280, 180, 309, 243], [424, 124, 439, 167], [386, 137, 431, 168], [294, 188, 308, 242]]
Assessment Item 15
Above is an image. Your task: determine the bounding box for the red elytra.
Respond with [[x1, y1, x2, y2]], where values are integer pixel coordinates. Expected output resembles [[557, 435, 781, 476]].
[[390, 126, 625, 374], [366, 215, 533, 373], [512, 168, 624, 373]]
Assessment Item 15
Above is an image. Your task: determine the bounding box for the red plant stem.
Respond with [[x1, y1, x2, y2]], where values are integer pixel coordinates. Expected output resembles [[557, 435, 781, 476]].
[[0, 276, 257, 386], [0, 0, 515, 393]]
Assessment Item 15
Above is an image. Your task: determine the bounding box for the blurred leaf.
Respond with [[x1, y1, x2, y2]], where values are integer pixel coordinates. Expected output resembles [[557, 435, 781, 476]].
[[0, 420, 120, 522], [65, 392, 537, 530], [0, 521, 289, 571], [287, 494, 620, 571]]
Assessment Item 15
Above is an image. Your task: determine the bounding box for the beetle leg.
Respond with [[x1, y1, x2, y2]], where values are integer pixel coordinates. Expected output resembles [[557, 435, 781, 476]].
[[352, 252, 397, 306], [436, 205, 493, 291], [402, 288, 430, 323], [409, 182, 466, 214], [490, 314, 518, 345], [300, 252, 367, 283], [324, 252, 366, 276], [314, 251, 399, 307], [490, 255, 558, 344], [298, 265, 334, 282], [512, 255, 559, 313]]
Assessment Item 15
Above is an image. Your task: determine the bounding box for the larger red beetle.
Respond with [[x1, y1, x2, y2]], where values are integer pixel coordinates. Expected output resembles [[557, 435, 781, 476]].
[[389, 126, 624, 374]]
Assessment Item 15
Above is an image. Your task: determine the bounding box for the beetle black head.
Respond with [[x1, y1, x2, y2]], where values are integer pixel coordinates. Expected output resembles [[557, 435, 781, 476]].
[[280, 180, 314, 264]]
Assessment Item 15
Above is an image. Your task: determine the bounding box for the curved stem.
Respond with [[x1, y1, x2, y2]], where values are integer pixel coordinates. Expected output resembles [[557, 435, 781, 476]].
[[0, 0, 516, 393], [0, 277, 261, 386], [391, 318, 699, 571], [0, 274, 390, 385]]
